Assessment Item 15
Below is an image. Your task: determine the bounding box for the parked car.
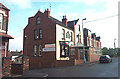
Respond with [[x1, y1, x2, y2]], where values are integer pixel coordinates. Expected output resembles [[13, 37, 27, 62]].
[[99, 55, 112, 63]]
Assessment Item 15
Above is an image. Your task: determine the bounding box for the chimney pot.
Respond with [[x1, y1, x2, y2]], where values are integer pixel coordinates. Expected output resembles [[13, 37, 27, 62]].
[[62, 15, 67, 26], [44, 8, 50, 17]]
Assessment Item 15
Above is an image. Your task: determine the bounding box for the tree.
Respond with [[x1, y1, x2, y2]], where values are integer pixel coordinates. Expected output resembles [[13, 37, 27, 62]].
[[102, 47, 108, 55]]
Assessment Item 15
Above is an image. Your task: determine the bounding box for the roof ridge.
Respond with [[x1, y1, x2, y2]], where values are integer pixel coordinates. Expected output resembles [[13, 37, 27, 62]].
[[49, 16, 73, 30]]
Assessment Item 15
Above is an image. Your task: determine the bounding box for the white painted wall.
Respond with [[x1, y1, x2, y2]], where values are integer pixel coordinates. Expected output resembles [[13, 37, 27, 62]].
[[56, 24, 74, 60], [74, 20, 83, 46]]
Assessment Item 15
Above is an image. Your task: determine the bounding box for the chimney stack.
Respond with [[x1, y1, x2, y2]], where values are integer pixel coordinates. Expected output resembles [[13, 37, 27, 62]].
[[44, 8, 50, 17], [62, 15, 67, 26]]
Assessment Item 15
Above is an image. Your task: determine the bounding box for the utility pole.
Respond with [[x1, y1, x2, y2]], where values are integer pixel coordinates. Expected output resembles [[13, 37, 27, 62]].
[[82, 18, 86, 63]]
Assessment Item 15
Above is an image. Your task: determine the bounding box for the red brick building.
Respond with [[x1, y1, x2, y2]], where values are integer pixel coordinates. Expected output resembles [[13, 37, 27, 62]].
[[0, 3, 13, 57], [23, 9, 102, 69], [83, 28, 102, 62]]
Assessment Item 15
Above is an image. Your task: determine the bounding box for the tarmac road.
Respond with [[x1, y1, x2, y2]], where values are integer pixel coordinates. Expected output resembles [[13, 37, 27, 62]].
[[21, 57, 118, 77]]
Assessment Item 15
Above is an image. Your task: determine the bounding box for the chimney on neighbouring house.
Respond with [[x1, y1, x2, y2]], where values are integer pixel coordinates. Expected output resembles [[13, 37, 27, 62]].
[[44, 8, 50, 17], [62, 15, 67, 26]]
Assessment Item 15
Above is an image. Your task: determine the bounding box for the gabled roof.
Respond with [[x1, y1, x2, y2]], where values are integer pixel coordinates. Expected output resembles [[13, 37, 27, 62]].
[[49, 16, 73, 30], [67, 19, 79, 31], [0, 3, 10, 11]]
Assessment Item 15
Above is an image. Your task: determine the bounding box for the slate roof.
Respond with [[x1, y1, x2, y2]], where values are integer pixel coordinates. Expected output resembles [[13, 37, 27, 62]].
[[49, 16, 74, 30], [0, 3, 10, 11], [67, 19, 79, 31]]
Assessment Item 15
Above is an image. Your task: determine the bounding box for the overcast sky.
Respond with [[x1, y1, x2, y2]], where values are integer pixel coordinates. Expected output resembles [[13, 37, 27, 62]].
[[1, 0, 119, 51]]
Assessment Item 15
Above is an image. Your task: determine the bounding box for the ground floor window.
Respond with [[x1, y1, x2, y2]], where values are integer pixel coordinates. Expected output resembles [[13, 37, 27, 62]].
[[60, 44, 69, 57], [39, 45, 42, 56], [34, 45, 42, 56], [71, 48, 75, 55], [80, 50, 84, 59], [34, 45, 37, 56]]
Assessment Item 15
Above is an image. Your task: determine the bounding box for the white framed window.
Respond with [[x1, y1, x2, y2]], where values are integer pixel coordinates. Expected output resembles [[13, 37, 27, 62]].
[[39, 45, 42, 56], [87, 37, 89, 46], [0, 14, 3, 30], [34, 45, 37, 56], [62, 29, 65, 40], [90, 38, 92, 47]]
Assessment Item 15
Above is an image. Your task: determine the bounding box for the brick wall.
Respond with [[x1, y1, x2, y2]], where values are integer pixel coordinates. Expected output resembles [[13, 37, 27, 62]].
[[29, 52, 56, 69], [2, 57, 11, 77], [11, 64, 23, 75], [23, 56, 29, 74], [55, 59, 74, 67], [2, 56, 29, 77], [89, 54, 101, 62]]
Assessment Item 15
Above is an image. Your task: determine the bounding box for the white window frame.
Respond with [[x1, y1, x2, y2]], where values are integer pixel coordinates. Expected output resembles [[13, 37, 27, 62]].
[[39, 45, 42, 56], [34, 45, 37, 56], [0, 14, 3, 30]]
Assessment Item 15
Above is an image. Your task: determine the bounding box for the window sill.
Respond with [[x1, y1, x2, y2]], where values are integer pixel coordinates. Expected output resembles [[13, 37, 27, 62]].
[[33, 56, 42, 57]]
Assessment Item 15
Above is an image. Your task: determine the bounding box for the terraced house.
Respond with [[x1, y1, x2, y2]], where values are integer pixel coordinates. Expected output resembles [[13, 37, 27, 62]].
[[23, 8, 102, 69]]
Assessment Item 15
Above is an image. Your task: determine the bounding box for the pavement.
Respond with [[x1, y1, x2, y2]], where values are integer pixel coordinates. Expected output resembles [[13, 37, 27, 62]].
[[19, 57, 118, 77]]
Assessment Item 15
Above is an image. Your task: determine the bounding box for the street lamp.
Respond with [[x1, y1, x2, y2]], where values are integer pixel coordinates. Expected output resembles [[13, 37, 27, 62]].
[[82, 18, 86, 63], [114, 38, 116, 55]]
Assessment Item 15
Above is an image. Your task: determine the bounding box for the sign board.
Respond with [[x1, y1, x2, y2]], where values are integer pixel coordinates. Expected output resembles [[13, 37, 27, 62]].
[[43, 48, 56, 52], [45, 44, 56, 48]]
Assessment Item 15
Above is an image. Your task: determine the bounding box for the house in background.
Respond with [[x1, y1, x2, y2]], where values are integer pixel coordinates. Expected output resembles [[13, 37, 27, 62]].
[[9, 50, 23, 63], [0, 3, 13, 58], [84, 28, 102, 62]]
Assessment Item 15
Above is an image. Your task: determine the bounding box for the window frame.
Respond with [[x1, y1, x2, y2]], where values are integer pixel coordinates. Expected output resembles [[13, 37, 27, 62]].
[[39, 45, 42, 56], [34, 45, 37, 56], [39, 29, 42, 40], [80, 50, 84, 59], [62, 29, 65, 40], [36, 16, 40, 25], [34, 30, 38, 40], [71, 32, 73, 41], [60, 44, 69, 57], [0, 13, 3, 30]]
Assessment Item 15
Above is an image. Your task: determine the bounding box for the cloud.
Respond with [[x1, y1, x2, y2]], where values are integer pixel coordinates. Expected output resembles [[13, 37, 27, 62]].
[[82, 0, 118, 48], [9, 34, 23, 51], [1, 0, 32, 9]]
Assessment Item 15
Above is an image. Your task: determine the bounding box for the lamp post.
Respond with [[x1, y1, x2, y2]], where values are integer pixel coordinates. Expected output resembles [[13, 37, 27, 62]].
[[114, 38, 116, 55], [82, 18, 86, 63]]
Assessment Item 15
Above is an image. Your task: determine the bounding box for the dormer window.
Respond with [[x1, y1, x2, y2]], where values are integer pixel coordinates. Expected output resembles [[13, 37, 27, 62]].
[[36, 16, 40, 25], [0, 14, 3, 30]]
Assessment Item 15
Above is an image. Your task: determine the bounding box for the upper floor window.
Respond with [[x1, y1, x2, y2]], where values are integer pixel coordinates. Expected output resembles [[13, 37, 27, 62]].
[[0, 14, 3, 30], [62, 29, 65, 40], [36, 16, 40, 25], [71, 32, 73, 41], [97, 42, 99, 47], [34, 30, 38, 40], [79, 25, 80, 31], [39, 29, 42, 39], [66, 31, 70, 39]]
